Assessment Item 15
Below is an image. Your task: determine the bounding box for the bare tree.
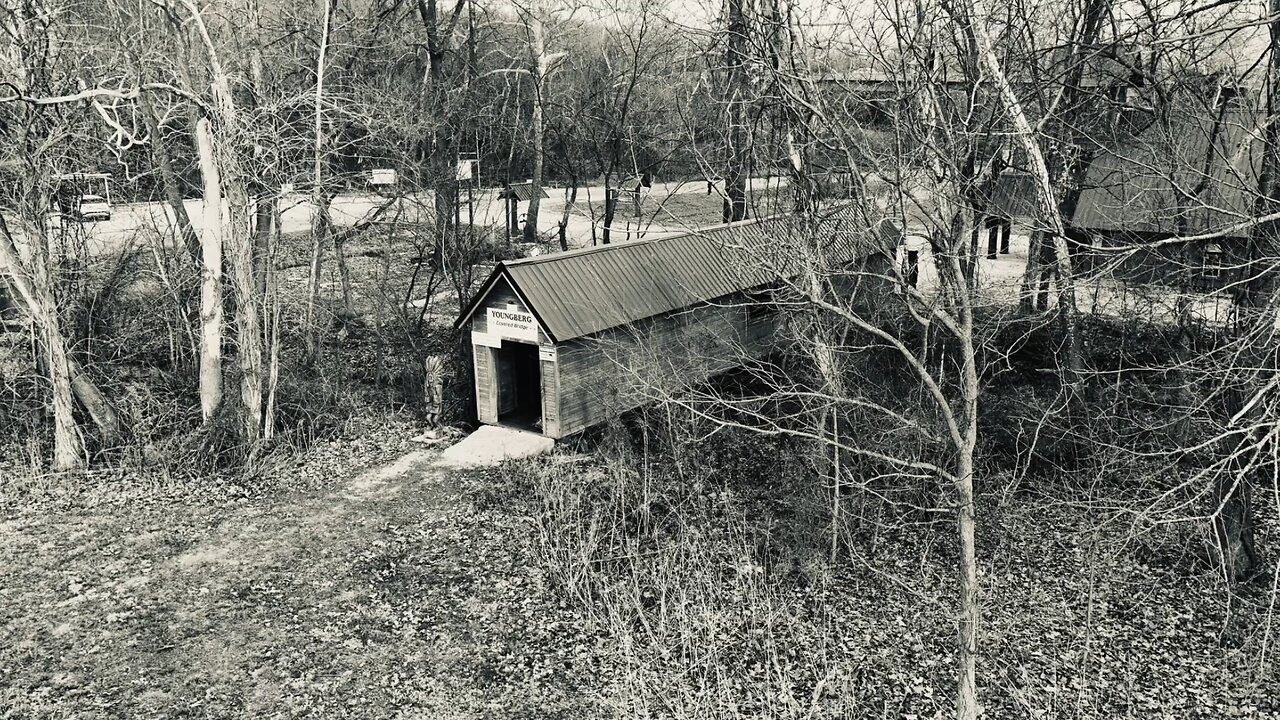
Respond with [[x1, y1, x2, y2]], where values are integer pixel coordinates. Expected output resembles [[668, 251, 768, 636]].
[[0, 216, 85, 469], [516, 0, 558, 245], [194, 117, 224, 420], [1, 0, 128, 465], [722, 0, 752, 222], [168, 0, 264, 447]]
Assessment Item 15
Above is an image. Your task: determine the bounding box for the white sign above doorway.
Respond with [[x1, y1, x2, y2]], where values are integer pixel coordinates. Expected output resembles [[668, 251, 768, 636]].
[[487, 307, 539, 342]]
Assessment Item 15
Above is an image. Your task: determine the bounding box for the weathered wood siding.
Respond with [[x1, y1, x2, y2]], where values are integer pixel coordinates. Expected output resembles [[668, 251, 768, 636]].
[[555, 291, 783, 437], [473, 345, 497, 424], [467, 276, 560, 431], [469, 277, 554, 346], [540, 355, 561, 437], [465, 258, 891, 439]]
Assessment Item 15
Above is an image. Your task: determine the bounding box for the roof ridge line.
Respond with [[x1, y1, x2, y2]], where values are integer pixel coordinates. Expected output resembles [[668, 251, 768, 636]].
[[501, 213, 790, 268]]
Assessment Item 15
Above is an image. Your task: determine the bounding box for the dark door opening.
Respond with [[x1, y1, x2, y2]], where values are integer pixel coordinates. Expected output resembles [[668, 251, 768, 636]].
[[495, 341, 542, 430]]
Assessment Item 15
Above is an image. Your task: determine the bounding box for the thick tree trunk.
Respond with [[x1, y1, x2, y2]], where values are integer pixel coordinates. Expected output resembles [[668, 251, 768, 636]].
[[263, 200, 282, 443], [225, 168, 263, 446], [245, 0, 273, 301], [556, 182, 576, 251], [194, 118, 224, 421], [178, 0, 265, 448], [68, 359, 123, 446], [602, 179, 616, 245], [304, 0, 333, 361], [724, 0, 750, 223], [334, 233, 356, 322], [41, 321, 83, 470], [0, 220, 84, 469], [1215, 437, 1260, 581], [304, 192, 332, 358], [523, 10, 549, 245], [253, 199, 273, 299]]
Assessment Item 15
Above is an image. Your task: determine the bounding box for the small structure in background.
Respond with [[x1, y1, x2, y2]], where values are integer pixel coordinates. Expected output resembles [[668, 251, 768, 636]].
[[901, 231, 927, 290], [454, 208, 893, 439], [455, 157, 478, 182], [1067, 98, 1256, 295], [618, 172, 651, 217], [455, 153, 480, 229], [499, 181, 549, 239], [978, 168, 1038, 257], [51, 172, 112, 222], [365, 168, 397, 191]]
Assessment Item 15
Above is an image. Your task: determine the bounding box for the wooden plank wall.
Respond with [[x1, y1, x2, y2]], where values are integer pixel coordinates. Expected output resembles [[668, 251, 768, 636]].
[[473, 345, 497, 424], [469, 277, 554, 346], [555, 292, 781, 437], [467, 275, 559, 432], [540, 357, 561, 437]]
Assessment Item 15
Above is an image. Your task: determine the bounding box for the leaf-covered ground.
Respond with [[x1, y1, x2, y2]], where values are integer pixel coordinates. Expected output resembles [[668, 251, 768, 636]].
[[497, 451, 1280, 720], [2, 412, 1278, 718], [0, 413, 610, 718]]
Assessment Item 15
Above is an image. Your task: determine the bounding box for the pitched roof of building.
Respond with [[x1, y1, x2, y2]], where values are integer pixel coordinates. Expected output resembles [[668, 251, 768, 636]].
[[499, 181, 550, 202], [978, 170, 1041, 219], [456, 206, 888, 343], [1071, 107, 1260, 236]]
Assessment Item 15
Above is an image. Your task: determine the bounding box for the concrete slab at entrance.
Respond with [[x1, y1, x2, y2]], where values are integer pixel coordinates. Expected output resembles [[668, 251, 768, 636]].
[[436, 425, 554, 468]]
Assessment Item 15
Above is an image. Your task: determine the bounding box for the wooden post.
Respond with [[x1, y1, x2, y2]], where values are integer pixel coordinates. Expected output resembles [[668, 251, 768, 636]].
[[473, 343, 499, 424]]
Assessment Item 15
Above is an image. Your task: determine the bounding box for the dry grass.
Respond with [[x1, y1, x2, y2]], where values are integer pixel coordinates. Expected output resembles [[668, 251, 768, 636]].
[[514, 438, 1280, 720]]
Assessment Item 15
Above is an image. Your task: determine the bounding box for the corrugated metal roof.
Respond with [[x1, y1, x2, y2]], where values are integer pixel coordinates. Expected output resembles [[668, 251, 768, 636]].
[[457, 206, 885, 342], [1072, 107, 1260, 236], [499, 182, 550, 202]]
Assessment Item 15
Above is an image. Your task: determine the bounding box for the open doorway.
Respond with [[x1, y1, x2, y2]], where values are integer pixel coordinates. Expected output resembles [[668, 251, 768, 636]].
[[495, 340, 542, 430]]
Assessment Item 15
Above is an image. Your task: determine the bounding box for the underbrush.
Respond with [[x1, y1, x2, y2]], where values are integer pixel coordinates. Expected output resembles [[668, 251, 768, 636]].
[[509, 416, 1280, 719], [1, 217, 479, 480], [0, 278, 467, 483], [508, 454, 860, 717]]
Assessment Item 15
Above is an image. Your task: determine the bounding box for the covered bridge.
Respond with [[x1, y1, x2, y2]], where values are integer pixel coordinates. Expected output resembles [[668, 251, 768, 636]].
[[454, 209, 892, 438]]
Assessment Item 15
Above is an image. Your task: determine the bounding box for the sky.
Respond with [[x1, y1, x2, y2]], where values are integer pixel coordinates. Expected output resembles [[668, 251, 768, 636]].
[[584, 0, 1276, 79]]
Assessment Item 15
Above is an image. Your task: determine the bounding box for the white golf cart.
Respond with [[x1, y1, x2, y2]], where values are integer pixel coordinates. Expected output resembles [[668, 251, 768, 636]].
[[52, 172, 113, 223]]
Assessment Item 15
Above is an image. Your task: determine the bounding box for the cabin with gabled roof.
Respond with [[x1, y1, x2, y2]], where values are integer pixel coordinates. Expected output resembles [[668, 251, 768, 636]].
[[1068, 102, 1259, 292], [499, 181, 550, 239], [454, 208, 892, 438]]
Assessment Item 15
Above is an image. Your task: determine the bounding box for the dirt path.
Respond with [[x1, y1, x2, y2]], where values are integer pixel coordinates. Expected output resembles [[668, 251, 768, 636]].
[[0, 431, 607, 719]]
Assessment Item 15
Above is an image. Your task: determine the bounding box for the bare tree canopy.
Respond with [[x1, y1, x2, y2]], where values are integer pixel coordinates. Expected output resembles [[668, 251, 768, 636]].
[[0, 0, 1277, 717]]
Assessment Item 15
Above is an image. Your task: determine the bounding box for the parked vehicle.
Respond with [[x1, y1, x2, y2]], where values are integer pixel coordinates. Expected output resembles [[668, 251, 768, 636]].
[[52, 172, 113, 223], [73, 194, 112, 222]]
